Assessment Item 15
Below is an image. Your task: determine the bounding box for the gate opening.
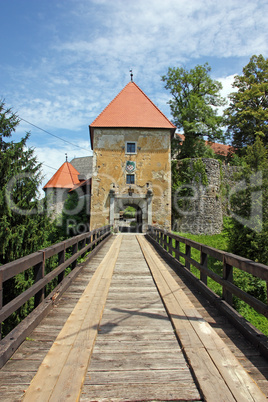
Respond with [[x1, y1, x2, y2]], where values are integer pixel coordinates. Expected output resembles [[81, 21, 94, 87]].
[[118, 205, 142, 233]]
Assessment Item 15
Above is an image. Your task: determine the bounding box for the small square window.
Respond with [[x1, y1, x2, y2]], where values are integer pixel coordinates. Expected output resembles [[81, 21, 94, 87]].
[[126, 174, 135, 184], [126, 142, 136, 154]]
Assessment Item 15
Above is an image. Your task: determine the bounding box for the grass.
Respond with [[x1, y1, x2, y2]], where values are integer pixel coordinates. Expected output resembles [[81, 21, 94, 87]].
[[172, 228, 268, 336]]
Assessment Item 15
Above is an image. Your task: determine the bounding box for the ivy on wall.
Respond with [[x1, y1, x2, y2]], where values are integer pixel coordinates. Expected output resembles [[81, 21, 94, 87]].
[[172, 158, 208, 220]]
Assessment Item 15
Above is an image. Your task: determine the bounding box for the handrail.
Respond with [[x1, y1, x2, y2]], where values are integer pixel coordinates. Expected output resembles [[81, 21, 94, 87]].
[[0, 225, 112, 368], [0, 225, 111, 336], [147, 226, 268, 319]]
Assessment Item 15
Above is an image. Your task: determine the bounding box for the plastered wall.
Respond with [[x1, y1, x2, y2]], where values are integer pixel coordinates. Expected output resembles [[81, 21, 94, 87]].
[[90, 128, 172, 230]]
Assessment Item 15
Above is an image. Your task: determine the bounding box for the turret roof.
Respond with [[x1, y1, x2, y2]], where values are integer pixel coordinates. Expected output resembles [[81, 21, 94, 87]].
[[43, 161, 81, 189]]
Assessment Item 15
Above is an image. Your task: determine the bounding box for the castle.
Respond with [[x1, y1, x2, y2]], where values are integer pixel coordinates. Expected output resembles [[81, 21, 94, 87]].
[[44, 80, 232, 234]]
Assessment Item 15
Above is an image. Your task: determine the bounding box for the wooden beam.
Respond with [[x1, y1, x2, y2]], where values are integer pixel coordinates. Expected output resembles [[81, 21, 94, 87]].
[[23, 235, 122, 402], [137, 235, 267, 402]]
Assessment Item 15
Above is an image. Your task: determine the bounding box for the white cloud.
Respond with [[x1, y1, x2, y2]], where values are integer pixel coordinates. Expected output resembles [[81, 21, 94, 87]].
[[2, 0, 267, 152], [218, 75, 237, 101]]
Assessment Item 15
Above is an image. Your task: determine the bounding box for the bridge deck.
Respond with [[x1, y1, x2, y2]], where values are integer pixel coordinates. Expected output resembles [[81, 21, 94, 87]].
[[0, 235, 267, 401]]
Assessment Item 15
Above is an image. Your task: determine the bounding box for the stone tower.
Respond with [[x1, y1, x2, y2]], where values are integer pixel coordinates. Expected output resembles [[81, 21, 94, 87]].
[[89, 81, 176, 232]]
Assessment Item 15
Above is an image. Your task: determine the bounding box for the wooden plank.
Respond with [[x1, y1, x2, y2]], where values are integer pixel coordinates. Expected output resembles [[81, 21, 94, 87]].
[[137, 235, 267, 402], [81, 235, 201, 402], [92, 339, 182, 352], [0, 236, 114, 402], [80, 382, 201, 402], [153, 259, 266, 402], [88, 351, 187, 371], [22, 235, 122, 402], [83, 368, 191, 384]]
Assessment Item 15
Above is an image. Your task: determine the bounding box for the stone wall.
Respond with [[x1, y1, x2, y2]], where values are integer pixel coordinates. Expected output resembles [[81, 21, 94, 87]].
[[45, 187, 70, 220], [70, 156, 93, 180], [173, 158, 223, 235]]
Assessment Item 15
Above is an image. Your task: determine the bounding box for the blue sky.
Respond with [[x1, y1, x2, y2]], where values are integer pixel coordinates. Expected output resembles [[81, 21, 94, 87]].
[[1, 0, 267, 191]]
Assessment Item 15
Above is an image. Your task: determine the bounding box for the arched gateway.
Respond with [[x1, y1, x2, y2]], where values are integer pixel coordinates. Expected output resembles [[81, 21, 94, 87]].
[[89, 81, 175, 232]]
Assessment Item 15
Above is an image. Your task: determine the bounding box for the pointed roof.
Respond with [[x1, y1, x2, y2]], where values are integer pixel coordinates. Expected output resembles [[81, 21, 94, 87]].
[[90, 81, 176, 130], [43, 161, 81, 189]]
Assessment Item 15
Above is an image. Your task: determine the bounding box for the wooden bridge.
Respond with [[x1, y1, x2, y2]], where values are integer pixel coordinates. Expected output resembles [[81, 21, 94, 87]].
[[0, 227, 268, 401]]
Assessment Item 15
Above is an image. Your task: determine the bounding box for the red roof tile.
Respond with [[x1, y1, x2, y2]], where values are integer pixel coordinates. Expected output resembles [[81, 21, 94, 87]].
[[90, 81, 176, 130], [176, 134, 232, 157], [43, 162, 81, 189]]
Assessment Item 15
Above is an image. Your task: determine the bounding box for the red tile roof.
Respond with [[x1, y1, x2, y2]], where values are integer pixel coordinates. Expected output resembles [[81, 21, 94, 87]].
[[90, 81, 176, 130], [43, 162, 81, 189], [176, 134, 232, 156]]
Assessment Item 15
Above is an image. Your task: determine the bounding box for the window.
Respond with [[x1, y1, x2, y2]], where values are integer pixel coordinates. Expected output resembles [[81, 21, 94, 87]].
[[126, 174, 135, 184], [126, 142, 136, 154]]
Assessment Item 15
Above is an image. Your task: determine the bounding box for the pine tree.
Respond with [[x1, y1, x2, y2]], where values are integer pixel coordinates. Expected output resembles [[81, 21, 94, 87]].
[[0, 100, 52, 264], [0, 100, 53, 336]]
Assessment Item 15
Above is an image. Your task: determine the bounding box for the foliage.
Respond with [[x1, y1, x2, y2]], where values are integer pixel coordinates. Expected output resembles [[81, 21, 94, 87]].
[[0, 100, 53, 263], [226, 137, 268, 265], [162, 63, 226, 158], [56, 189, 90, 238], [123, 206, 136, 219], [225, 54, 268, 150], [0, 100, 54, 336], [172, 158, 208, 221], [173, 224, 267, 336]]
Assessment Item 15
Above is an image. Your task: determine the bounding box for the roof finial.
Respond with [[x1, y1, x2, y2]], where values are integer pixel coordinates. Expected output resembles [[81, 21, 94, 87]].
[[130, 69, 133, 82], [65, 153, 68, 162]]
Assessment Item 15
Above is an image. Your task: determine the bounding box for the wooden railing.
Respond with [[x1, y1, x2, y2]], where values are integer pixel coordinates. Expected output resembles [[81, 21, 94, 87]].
[[0, 225, 111, 367], [147, 226, 268, 355]]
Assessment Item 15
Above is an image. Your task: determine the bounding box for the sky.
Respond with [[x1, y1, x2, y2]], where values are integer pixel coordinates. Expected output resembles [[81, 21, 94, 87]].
[[1, 0, 267, 192]]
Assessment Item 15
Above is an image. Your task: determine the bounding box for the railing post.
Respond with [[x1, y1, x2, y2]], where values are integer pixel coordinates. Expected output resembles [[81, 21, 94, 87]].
[[167, 236, 171, 255], [185, 244, 191, 270], [57, 245, 65, 284], [81, 238, 87, 258], [157, 229, 160, 244], [71, 242, 78, 270], [200, 247, 208, 285], [175, 239, 180, 262], [96, 229, 100, 245], [86, 232, 91, 246], [92, 232, 96, 250], [34, 252, 45, 308], [164, 233, 168, 251], [223, 256, 233, 306]]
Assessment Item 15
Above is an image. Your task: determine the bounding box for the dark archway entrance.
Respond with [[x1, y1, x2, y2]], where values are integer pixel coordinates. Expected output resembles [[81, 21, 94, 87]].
[[118, 205, 143, 233]]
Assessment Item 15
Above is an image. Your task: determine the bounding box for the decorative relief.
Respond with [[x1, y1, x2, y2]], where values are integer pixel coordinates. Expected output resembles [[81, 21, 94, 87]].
[[126, 161, 136, 173]]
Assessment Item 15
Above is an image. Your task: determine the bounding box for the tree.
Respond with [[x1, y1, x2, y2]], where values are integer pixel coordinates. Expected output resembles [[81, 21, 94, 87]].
[[0, 100, 52, 264], [0, 100, 53, 335], [162, 63, 226, 159], [227, 136, 268, 265], [56, 189, 90, 238], [225, 55, 268, 150]]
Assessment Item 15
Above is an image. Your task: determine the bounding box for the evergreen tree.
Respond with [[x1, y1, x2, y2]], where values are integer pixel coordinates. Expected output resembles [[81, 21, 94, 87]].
[[225, 55, 268, 150], [0, 100, 52, 264], [162, 63, 226, 159], [0, 100, 53, 336]]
